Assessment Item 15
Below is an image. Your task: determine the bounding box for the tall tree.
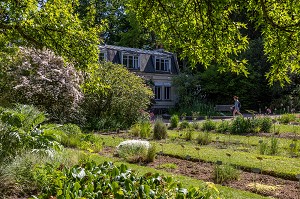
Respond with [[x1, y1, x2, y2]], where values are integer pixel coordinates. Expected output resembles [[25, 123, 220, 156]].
[[126, 0, 300, 85], [0, 0, 101, 68]]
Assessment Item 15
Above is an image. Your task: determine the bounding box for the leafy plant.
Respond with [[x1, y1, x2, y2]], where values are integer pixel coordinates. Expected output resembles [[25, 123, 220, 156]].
[[33, 161, 220, 199], [184, 129, 194, 141], [201, 118, 216, 131], [179, 120, 190, 129], [170, 114, 179, 129], [259, 117, 273, 133], [197, 131, 212, 145], [217, 120, 230, 133], [278, 114, 296, 124], [230, 116, 253, 134], [153, 120, 167, 140]]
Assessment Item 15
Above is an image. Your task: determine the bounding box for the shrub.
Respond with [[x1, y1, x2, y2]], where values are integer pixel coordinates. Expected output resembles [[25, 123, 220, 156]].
[[116, 140, 150, 163], [197, 131, 212, 145], [82, 62, 153, 130], [278, 114, 296, 124], [191, 120, 200, 129], [170, 114, 179, 128], [230, 116, 253, 134], [202, 119, 216, 131], [216, 120, 230, 133], [179, 120, 190, 129], [259, 117, 273, 133], [0, 48, 83, 124], [153, 120, 167, 140], [140, 121, 152, 138], [130, 123, 141, 137], [184, 129, 194, 141], [213, 164, 240, 183]]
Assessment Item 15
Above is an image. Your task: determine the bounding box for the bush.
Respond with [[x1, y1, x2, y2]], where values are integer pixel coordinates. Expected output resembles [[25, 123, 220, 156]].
[[201, 119, 216, 131], [146, 143, 156, 162], [170, 114, 179, 128], [179, 120, 190, 129], [153, 120, 167, 140], [82, 62, 153, 130], [259, 117, 273, 133], [213, 164, 240, 183], [130, 121, 152, 138], [116, 140, 150, 163], [216, 120, 230, 133], [278, 114, 296, 124], [184, 129, 194, 141], [0, 48, 83, 124], [197, 131, 212, 145], [230, 116, 253, 134]]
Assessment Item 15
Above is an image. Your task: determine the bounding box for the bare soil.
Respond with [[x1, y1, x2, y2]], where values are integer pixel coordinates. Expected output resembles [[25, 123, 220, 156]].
[[100, 146, 300, 199]]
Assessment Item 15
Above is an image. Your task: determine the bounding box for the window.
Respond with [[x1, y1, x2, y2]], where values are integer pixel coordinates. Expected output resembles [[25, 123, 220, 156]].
[[155, 57, 170, 71], [122, 53, 139, 69], [164, 86, 171, 100], [99, 51, 107, 61], [155, 86, 162, 100]]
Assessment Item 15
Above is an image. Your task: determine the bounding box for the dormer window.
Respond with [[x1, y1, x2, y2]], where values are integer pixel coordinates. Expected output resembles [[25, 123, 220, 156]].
[[155, 57, 171, 71], [122, 53, 139, 69]]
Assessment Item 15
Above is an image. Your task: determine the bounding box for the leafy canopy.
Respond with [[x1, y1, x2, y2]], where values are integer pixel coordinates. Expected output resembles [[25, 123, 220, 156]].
[[126, 0, 300, 85], [0, 0, 101, 68]]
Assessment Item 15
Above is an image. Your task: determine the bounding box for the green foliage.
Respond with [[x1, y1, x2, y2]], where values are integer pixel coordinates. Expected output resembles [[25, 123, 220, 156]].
[[127, 0, 300, 85], [153, 120, 167, 140], [217, 120, 230, 133], [146, 143, 157, 162], [197, 132, 212, 145], [0, 0, 100, 69], [82, 62, 153, 130], [269, 137, 279, 155], [230, 117, 253, 134], [213, 164, 240, 184], [179, 120, 190, 129], [183, 129, 194, 141], [201, 119, 216, 131], [170, 114, 179, 129], [0, 105, 63, 163], [259, 141, 268, 155], [278, 114, 296, 124], [259, 117, 273, 133], [0, 104, 46, 132], [130, 121, 152, 138], [34, 161, 220, 199]]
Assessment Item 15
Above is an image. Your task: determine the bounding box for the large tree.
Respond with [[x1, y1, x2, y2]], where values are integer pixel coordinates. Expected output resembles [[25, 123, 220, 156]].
[[125, 0, 300, 85], [0, 0, 101, 68]]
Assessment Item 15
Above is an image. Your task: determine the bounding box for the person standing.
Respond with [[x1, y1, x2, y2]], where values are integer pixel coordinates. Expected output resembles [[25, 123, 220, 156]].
[[232, 96, 242, 117]]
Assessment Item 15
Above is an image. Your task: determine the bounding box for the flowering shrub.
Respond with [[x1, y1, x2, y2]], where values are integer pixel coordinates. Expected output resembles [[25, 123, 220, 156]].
[[1, 47, 83, 123], [116, 140, 151, 163]]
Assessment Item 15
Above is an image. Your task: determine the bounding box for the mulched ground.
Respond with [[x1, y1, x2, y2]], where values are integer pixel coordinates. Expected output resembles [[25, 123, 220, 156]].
[[100, 146, 300, 199]]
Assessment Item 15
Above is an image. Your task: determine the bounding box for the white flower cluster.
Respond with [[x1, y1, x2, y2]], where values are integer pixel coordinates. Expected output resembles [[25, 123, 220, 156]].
[[117, 140, 150, 151]]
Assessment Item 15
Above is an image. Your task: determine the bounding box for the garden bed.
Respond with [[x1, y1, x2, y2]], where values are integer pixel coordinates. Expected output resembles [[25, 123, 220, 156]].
[[100, 146, 299, 199]]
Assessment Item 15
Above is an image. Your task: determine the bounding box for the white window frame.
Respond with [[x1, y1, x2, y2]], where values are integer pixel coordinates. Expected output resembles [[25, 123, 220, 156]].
[[155, 56, 171, 72], [121, 52, 140, 69]]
